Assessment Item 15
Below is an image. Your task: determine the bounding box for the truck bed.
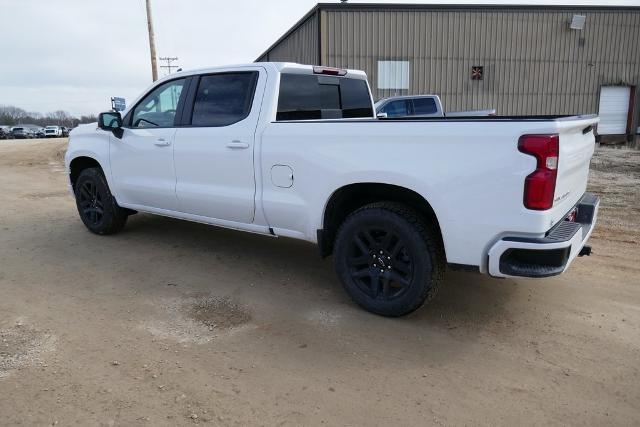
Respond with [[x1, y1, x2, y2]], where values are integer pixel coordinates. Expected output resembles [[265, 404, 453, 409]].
[[278, 114, 592, 122], [378, 114, 596, 122], [275, 114, 597, 124]]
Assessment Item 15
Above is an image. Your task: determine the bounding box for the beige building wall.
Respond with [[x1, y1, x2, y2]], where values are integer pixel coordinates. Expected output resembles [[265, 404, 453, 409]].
[[321, 7, 640, 116], [256, 5, 640, 139], [256, 13, 318, 65]]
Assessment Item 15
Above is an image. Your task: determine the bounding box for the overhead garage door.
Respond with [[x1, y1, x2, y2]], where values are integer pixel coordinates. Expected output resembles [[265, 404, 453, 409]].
[[598, 86, 631, 135]]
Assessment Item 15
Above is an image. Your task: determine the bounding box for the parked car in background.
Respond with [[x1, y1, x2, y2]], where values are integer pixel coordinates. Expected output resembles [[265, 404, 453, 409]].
[[11, 127, 30, 139], [34, 127, 46, 138], [61, 126, 70, 137], [375, 95, 496, 118], [0, 126, 12, 139], [45, 125, 63, 137], [66, 62, 599, 317]]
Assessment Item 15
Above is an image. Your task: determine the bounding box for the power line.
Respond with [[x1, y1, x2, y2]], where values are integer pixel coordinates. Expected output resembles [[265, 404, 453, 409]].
[[159, 57, 180, 75]]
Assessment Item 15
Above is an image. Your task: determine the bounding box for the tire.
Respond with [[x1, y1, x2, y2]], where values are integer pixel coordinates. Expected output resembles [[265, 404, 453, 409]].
[[334, 202, 445, 317], [74, 167, 128, 235]]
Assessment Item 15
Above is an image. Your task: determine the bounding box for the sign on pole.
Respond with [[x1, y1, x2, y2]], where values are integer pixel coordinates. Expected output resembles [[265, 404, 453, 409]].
[[111, 97, 126, 112]]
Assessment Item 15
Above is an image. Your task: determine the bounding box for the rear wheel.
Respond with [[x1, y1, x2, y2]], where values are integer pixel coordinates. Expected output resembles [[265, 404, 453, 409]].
[[334, 202, 445, 317], [74, 167, 128, 235]]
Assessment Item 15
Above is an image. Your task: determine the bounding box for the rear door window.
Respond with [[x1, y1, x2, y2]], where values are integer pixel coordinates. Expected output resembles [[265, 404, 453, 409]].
[[412, 97, 438, 115], [190, 72, 258, 127], [277, 74, 373, 121]]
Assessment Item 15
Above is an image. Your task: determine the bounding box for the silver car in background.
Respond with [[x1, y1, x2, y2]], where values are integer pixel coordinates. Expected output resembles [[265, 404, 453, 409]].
[[375, 94, 495, 118]]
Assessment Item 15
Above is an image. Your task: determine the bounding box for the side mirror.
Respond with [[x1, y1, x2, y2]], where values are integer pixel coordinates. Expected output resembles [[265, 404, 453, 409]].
[[98, 111, 123, 138], [377, 112, 388, 119]]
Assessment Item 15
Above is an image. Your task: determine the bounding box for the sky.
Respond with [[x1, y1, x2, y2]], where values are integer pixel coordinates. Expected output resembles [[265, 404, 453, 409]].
[[1, 0, 639, 116]]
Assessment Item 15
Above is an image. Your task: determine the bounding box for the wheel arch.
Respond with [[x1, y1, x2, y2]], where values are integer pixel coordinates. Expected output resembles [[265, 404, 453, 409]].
[[69, 156, 105, 188], [319, 183, 445, 259]]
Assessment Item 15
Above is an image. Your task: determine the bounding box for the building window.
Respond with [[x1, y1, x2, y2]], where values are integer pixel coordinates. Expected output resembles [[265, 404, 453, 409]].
[[378, 61, 410, 90], [471, 66, 484, 81]]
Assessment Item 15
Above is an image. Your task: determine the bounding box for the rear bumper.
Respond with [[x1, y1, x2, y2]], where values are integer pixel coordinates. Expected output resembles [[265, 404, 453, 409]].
[[487, 193, 599, 278]]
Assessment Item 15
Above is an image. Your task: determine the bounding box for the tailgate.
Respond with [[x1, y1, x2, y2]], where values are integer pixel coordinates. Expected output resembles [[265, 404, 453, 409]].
[[553, 115, 599, 216]]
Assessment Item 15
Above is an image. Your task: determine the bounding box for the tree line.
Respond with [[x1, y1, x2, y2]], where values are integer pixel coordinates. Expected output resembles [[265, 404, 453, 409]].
[[0, 105, 97, 128]]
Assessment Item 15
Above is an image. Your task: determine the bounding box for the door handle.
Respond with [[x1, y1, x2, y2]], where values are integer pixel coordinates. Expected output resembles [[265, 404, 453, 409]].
[[226, 140, 250, 149], [154, 138, 171, 147]]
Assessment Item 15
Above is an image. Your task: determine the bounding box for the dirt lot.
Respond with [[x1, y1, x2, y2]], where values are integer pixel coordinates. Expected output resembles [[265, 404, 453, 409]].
[[0, 138, 638, 426]]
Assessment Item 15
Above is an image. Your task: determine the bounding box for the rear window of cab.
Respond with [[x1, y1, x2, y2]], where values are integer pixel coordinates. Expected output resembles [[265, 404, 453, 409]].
[[276, 73, 373, 121]]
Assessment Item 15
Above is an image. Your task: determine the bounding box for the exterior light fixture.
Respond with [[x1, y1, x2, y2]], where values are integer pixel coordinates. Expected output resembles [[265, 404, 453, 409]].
[[569, 15, 586, 30]]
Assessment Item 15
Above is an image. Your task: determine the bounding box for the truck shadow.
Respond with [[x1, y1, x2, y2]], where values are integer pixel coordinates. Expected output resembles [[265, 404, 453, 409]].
[[10, 210, 529, 366], [118, 213, 520, 331]]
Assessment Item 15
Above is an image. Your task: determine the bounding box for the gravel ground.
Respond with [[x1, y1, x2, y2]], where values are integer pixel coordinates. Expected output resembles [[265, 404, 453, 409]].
[[0, 139, 638, 426], [588, 146, 640, 239]]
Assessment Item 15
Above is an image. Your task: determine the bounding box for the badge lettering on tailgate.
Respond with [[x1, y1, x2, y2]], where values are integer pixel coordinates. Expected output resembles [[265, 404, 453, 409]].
[[554, 191, 570, 203]]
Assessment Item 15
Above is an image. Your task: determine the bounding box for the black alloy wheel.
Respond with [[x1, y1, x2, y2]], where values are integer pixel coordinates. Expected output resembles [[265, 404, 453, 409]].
[[78, 180, 104, 226], [334, 202, 445, 317], [346, 226, 414, 301], [74, 167, 128, 235]]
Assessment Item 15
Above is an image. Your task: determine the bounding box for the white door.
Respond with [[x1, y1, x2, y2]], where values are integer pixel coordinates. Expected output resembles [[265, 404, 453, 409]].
[[598, 86, 631, 135], [110, 127, 179, 210], [110, 78, 187, 211], [173, 69, 265, 223]]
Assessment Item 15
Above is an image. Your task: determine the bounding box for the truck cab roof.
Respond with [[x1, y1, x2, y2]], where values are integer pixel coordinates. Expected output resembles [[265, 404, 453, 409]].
[[149, 62, 365, 83], [121, 62, 369, 118]]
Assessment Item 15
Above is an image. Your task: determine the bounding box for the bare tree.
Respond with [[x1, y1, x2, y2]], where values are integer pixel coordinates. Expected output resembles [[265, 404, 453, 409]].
[[0, 105, 98, 128]]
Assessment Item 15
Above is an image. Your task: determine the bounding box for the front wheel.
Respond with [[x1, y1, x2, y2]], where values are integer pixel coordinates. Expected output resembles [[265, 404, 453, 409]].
[[74, 167, 128, 235], [334, 202, 445, 317]]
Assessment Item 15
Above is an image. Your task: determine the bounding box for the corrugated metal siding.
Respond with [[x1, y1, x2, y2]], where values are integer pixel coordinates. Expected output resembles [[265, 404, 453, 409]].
[[256, 14, 318, 64], [321, 9, 640, 116]]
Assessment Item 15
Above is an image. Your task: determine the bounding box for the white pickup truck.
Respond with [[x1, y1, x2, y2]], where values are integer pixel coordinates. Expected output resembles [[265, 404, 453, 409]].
[[45, 125, 63, 138], [65, 62, 600, 316]]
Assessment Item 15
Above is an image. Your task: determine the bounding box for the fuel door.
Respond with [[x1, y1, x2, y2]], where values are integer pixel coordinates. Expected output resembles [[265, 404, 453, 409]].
[[271, 165, 294, 188]]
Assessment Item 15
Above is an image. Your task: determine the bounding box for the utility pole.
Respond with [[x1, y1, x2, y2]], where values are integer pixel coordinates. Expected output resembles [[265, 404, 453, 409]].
[[145, 0, 158, 81], [159, 57, 180, 75]]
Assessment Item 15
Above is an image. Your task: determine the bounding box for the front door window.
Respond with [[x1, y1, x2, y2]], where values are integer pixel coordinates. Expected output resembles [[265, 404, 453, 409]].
[[131, 79, 186, 128]]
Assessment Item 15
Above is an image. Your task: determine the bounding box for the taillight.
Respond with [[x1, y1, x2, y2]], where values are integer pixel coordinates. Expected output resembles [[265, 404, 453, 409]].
[[518, 134, 559, 210]]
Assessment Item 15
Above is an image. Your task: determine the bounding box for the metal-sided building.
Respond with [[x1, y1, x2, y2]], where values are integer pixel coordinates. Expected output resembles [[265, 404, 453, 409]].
[[256, 3, 640, 143]]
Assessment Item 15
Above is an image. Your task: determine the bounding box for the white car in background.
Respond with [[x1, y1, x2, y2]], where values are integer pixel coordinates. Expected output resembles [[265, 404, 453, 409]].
[[44, 125, 63, 137], [65, 62, 599, 316]]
